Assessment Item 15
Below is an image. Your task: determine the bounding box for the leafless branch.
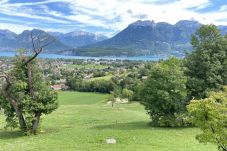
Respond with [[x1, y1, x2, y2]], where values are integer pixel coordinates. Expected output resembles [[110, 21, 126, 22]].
[[40, 37, 55, 48], [24, 31, 55, 66], [30, 33, 37, 53]]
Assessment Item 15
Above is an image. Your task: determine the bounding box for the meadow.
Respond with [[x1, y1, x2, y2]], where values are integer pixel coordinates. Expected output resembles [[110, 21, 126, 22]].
[[0, 91, 217, 151]]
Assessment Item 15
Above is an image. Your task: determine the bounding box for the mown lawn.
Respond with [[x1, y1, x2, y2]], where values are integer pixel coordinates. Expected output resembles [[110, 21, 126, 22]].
[[0, 91, 217, 151]]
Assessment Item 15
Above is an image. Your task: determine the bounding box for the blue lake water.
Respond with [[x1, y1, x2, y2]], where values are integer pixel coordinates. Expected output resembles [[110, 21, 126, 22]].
[[0, 51, 173, 61]]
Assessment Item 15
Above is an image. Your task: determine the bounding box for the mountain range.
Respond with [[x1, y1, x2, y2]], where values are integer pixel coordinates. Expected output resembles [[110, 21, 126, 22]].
[[0, 20, 227, 57], [48, 31, 108, 49], [0, 29, 107, 54], [74, 20, 227, 57]]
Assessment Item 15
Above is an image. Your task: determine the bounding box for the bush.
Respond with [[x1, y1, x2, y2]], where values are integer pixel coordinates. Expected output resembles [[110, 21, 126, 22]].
[[150, 113, 192, 127], [139, 57, 188, 127], [122, 88, 133, 100], [187, 87, 227, 151], [93, 71, 106, 77], [67, 77, 116, 93]]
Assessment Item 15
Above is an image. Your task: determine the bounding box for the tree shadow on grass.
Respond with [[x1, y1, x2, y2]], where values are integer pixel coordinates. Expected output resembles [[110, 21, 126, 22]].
[[0, 130, 23, 139], [0, 128, 59, 140], [92, 121, 191, 131], [92, 121, 152, 130]]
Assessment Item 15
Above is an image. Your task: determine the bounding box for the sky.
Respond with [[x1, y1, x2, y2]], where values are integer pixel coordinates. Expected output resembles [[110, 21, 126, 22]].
[[0, 0, 227, 36]]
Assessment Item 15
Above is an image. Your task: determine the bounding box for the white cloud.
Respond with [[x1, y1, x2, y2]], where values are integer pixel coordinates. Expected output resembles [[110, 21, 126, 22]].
[[219, 5, 227, 12], [0, 22, 70, 34], [0, 23, 34, 33], [2, 0, 63, 6], [0, 0, 9, 4], [0, 0, 227, 34], [62, 0, 227, 29], [0, 0, 69, 24]]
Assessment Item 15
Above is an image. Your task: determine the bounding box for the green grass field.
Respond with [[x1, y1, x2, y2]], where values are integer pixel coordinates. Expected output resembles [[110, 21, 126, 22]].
[[0, 91, 217, 151]]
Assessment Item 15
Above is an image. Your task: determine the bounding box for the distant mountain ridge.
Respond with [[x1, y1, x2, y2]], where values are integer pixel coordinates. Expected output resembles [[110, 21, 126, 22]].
[[0, 29, 107, 54], [74, 20, 227, 57], [17, 29, 70, 53], [48, 31, 108, 48], [0, 29, 70, 53], [0, 20, 227, 57]]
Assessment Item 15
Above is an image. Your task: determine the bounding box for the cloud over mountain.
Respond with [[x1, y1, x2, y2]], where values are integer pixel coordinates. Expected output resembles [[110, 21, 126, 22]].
[[0, 0, 226, 36]]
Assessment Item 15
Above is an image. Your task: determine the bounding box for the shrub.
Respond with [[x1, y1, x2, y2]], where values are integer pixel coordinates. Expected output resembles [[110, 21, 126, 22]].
[[140, 57, 188, 127], [187, 87, 227, 151]]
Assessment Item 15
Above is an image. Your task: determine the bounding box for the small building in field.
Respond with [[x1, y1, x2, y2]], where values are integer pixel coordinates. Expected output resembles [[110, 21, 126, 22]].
[[51, 84, 68, 91], [141, 76, 148, 80]]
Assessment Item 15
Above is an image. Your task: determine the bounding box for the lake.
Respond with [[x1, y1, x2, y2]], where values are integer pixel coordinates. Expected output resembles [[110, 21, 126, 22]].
[[0, 51, 173, 61]]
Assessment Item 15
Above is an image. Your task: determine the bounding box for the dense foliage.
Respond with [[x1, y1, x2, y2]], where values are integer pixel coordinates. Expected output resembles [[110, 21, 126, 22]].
[[187, 88, 227, 151], [185, 25, 227, 99], [0, 52, 58, 134], [67, 78, 116, 93], [185, 25, 227, 150], [139, 57, 188, 127]]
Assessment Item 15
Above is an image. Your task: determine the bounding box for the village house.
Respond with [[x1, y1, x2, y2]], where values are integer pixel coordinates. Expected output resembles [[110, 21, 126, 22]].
[[51, 84, 68, 91]]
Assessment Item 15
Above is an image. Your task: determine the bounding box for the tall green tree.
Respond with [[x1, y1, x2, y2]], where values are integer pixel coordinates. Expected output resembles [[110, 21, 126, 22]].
[[185, 25, 227, 99], [0, 33, 58, 134], [140, 57, 188, 127], [187, 87, 227, 151]]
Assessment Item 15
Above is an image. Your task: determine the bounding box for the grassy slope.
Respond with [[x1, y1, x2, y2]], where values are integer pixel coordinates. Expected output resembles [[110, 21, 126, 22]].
[[0, 91, 217, 151]]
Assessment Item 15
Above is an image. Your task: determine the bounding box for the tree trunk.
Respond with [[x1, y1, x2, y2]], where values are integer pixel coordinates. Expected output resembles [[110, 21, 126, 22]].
[[219, 145, 227, 151], [8, 100, 27, 131], [31, 112, 41, 134], [27, 63, 41, 134], [15, 108, 27, 131], [27, 64, 34, 95], [3, 88, 27, 131]]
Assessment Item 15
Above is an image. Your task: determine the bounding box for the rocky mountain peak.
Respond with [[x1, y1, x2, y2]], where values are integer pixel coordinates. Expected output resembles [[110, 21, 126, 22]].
[[130, 20, 156, 27]]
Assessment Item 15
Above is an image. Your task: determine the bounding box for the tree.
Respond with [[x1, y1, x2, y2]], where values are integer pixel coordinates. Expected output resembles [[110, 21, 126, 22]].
[[222, 35, 227, 85], [140, 57, 188, 127], [0, 33, 58, 134], [185, 25, 227, 99], [187, 87, 227, 151], [122, 88, 133, 100]]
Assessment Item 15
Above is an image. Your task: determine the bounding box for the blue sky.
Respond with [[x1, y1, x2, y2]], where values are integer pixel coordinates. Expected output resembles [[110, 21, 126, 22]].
[[0, 0, 227, 36]]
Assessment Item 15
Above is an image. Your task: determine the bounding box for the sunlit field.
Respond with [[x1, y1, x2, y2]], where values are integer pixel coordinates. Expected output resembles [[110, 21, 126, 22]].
[[0, 91, 216, 151]]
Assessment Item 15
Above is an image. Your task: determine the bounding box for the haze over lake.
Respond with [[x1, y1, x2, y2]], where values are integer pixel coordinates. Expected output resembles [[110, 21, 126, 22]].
[[0, 51, 170, 61]]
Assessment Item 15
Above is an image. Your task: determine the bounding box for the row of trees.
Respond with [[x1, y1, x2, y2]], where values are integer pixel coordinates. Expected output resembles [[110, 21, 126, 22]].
[[67, 77, 115, 93], [135, 25, 227, 150]]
